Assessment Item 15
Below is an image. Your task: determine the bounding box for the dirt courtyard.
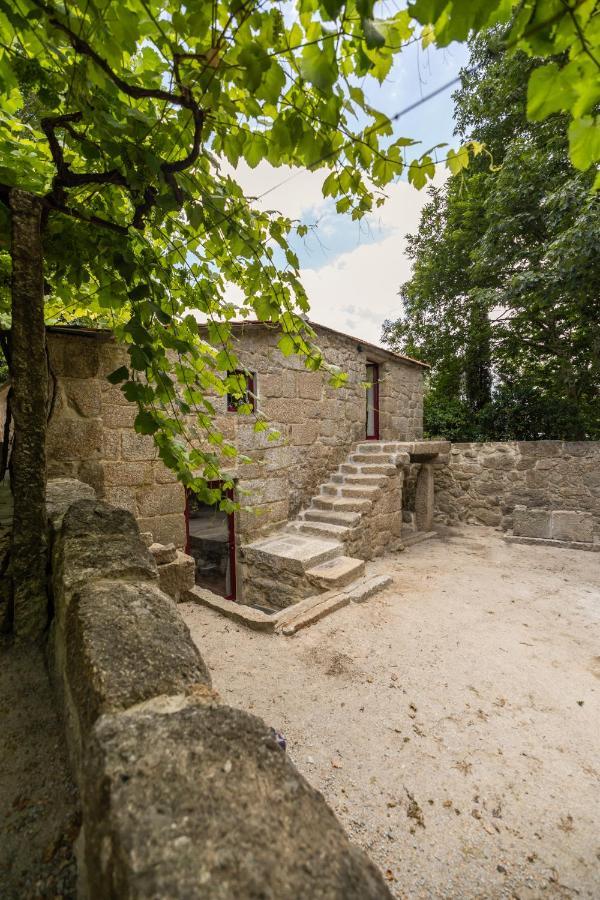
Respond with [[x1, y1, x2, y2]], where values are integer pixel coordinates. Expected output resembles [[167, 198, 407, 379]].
[[181, 526, 600, 899]]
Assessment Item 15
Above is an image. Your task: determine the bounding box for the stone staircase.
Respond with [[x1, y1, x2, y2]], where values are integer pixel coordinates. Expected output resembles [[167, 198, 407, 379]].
[[242, 441, 410, 610], [287, 441, 409, 554]]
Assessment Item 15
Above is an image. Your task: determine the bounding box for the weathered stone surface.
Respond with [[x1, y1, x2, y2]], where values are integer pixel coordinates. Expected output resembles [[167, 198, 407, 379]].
[[551, 510, 594, 543], [150, 542, 177, 565], [65, 580, 210, 745], [47, 333, 101, 378], [306, 555, 365, 590], [102, 461, 153, 486], [185, 586, 276, 632], [137, 481, 184, 516], [137, 513, 187, 549], [513, 506, 551, 539], [52, 500, 158, 625], [121, 430, 157, 462], [46, 478, 96, 529], [47, 418, 103, 462], [157, 550, 195, 601], [83, 704, 391, 900]]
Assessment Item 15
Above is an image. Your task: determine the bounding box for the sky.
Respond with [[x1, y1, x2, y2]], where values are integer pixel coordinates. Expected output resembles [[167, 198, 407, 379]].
[[231, 38, 469, 346]]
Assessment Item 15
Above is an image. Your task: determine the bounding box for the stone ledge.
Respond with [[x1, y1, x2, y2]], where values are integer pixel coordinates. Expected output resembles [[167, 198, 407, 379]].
[[184, 586, 277, 632], [504, 534, 600, 552], [83, 704, 391, 900]]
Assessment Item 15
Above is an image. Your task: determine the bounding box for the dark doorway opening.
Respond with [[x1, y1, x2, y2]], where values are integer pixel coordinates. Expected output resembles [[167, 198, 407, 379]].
[[366, 361, 380, 440], [185, 484, 236, 600]]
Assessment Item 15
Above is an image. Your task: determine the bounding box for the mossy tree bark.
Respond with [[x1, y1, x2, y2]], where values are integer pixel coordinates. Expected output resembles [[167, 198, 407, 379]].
[[9, 189, 48, 641]]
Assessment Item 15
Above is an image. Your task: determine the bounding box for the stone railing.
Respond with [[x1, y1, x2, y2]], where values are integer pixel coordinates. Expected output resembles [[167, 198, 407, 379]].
[[46, 477, 391, 899], [434, 441, 600, 536]]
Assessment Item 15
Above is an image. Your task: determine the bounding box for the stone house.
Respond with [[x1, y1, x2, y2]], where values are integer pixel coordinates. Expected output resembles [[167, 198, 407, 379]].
[[6, 321, 433, 605]]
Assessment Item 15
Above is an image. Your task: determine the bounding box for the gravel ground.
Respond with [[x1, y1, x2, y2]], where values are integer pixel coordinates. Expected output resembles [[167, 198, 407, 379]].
[[0, 639, 79, 900], [181, 526, 600, 900]]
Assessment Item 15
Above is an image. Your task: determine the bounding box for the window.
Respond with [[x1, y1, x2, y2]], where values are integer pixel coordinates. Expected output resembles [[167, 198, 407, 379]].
[[226, 370, 256, 413]]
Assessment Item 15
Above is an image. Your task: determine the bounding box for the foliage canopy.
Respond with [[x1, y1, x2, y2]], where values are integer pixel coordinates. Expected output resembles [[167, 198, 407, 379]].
[[384, 33, 600, 441], [0, 0, 597, 493]]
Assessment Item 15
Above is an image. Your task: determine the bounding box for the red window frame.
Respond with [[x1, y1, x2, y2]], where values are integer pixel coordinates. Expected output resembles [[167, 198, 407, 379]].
[[185, 482, 237, 601], [366, 361, 380, 440], [226, 370, 256, 413]]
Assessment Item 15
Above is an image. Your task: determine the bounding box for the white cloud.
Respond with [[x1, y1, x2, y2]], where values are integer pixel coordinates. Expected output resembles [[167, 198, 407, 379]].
[[223, 160, 445, 347], [300, 177, 443, 345], [225, 160, 328, 221]]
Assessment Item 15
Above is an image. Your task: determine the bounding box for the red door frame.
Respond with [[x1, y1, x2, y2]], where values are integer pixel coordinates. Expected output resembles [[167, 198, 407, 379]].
[[366, 361, 380, 440], [185, 482, 237, 601]]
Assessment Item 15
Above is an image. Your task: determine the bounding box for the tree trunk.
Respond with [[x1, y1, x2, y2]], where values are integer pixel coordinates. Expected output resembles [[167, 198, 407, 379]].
[[9, 189, 48, 641]]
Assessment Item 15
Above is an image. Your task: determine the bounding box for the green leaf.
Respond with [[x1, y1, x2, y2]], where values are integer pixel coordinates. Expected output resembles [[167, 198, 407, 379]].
[[527, 63, 576, 121], [278, 334, 296, 356], [299, 44, 338, 93], [107, 365, 129, 384], [362, 18, 386, 49], [568, 116, 600, 171], [134, 410, 159, 435]]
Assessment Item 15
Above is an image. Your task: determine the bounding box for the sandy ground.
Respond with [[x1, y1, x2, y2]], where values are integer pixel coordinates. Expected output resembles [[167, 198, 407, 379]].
[[0, 640, 79, 900], [181, 526, 600, 900]]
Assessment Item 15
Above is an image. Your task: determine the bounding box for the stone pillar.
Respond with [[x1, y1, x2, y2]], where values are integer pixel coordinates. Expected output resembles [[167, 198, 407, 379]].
[[414, 462, 434, 531]]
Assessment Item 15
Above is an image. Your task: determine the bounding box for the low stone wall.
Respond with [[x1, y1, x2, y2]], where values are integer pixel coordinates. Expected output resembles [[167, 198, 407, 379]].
[[434, 441, 600, 535], [46, 477, 391, 898]]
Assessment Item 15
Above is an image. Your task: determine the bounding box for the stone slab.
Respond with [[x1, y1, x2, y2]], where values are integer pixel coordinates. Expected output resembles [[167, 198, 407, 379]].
[[276, 592, 351, 635], [343, 574, 393, 603], [157, 550, 195, 601], [150, 542, 177, 565], [83, 703, 392, 899], [550, 510, 594, 543], [243, 533, 342, 574], [401, 530, 438, 548], [306, 555, 365, 589], [184, 586, 276, 632], [504, 534, 600, 552], [65, 579, 211, 746], [513, 506, 551, 539]]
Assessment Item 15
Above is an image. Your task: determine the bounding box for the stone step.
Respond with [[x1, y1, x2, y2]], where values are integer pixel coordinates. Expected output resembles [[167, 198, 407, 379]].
[[340, 484, 381, 499], [355, 442, 389, 454], [340, 463, 360, 474], [303, 508, 362, 527], [339, 473, 387, 486], [306, 556, 365, 591], [321, 483, 340, 496], [242, 532, 343, 575], [350, 453, 396, 465], [312, 496, 372, 513], [357, 463, 397, 476], [286, 520, 353, 540]]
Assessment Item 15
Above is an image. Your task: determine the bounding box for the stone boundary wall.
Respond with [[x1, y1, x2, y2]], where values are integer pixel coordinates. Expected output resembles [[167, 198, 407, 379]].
[[434, 441, 600, 534], [46, 477, 391, 899]]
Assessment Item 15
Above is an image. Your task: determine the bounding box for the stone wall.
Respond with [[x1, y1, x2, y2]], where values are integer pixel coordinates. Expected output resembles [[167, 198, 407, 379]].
[[47, 477, 392, 898], [434, 441, 600, 534], [45, 325, 425, 552]]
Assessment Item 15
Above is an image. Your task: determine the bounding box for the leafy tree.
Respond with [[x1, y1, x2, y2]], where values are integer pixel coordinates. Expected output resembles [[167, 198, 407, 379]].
[[384, 33, 600, 442], [0, 1, 597, 638]]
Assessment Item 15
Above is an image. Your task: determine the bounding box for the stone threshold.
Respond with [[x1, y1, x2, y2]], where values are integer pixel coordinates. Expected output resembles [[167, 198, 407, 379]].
[[401, 530, 438, 548], [504, 534, 600, 552], [183, 573, 393, 635]]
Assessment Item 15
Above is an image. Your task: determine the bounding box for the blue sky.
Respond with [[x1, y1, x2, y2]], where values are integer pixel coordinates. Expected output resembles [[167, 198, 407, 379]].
[[233, 38, 469, 344]]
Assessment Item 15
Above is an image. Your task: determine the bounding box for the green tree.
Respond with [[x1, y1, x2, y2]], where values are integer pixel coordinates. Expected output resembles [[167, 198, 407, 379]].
[[384, 33, 600, 442], [0, 0, 597, 638]]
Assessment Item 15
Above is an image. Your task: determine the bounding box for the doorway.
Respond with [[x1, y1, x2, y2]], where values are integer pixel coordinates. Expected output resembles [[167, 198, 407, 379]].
[[365, 361, 380, 440], [185, 484, 236, 600]]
